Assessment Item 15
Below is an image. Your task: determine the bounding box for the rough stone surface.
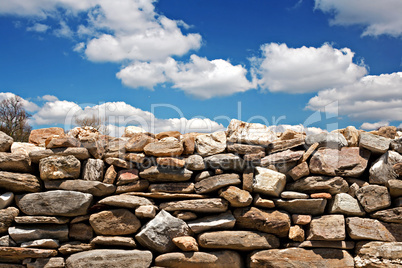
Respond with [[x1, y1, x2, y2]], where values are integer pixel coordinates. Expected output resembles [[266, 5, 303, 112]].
[[125, 133, 155, 152], [346, 217, 402, 241], [227, 119, 275, 146], [11, 142, 45, 156], [135, 205, 156, 218], [185, 155, 205, 170], [21, 238, 60, 249], [287, 176, 349, 194], [311, 192, 332, 199], [14, 216, 69, 225], [227, 142, 265, 155], [188, 211, 236, 233], [0, 152, 32, 173], [370, 207, 402, 223], [103, 165, 117, 184], [16, 190, 93, 216], [0, 192, 13, 209], [275, 198, 327, 215], [340, 126, 360, 147], [329, 193, 366, 216], [160, 198, 228, 213], [292, 214, 312, 225], [149, 182, 194, 194], [378, 126, 397, 139], [8, 225, 68, 243], [288, 161, 310, 181], [0, 171, 40, 193], [98, 194, 153, 209], [288, 225, 305, 242], [69, 223, 93, 241], [45, 137, 80, 149], [194, 173, 241, 194], [90, 236, 136, 248], [0, 131, 13, 152], [58, 242, 92, 255], [172, 236, 199, 251], [204, 153, 245, 171], [89, 209, 141, 235], [144, 139, 183, 157], [369, 152, 398, 185], [391, 137, 402, 154], [39, 155, 81, 180], [253, 166, 286, 197], [0, 247, 57, 263], [0, 207, 19, 234], [44, 179, 115, 197], [139, 166, 193, 182], [65, 249, 152, 268], [286, 240, 355, 250], [233, 207, 291, 237], [359, 132, 390, 154], [280, 191, 309, 199], [219, 186, 252, 207], [105, 157, 129, 169], [116, 169, 139, 185], [135, 210, 191, 253], [82, 159, 104, 181], [356, 185, 391, 213], [305, 132, 348, 148], [268, 137, 305, 153], [115, 180, 149, 194], [307, 215, 346, 241], [195, 131, 227, 157], [261, 149, 304, 166], [155, 251, 242, 268], [29, 127, 65, 147], [25, 257, 65, 268], [354, 241, 402, 268], [124, 153, 145, 164]]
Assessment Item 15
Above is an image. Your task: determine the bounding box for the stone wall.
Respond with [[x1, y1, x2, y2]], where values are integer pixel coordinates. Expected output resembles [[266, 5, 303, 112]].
[[0, 119, 401, 267]]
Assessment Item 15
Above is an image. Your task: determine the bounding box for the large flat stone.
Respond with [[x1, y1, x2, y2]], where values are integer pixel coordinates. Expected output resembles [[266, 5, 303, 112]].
[[8, 225, 68, 243], [354, 241, 402, 268], [204, 153, 245, 171], [155, 251, 242, 268], [14, 216, 69, 225], [0, 247, 57, 263], [98, 194, 153, 209], [226, 119, 275, 146], [0, 171, 41, 193], [159, 198, 228, 213], [44, 179, 115, 197], [329, 193, 365, 216], [0, 152, 32, 173], [125, 133, 155, 152], [305, 132, 348, 148], [268, 137, 305, 153], [149, 182, 194, 193], [187, 211, 235, 233], [195, 131, 227, 157], [346, 217, 402, 241], [285, 240, 355, 250], [286, 175, 349, 194], [90, 236, 136, 248], [253, 166, 286, 197], [144, 139, 183, 157], [275, 198, 327, 215], [359, 132, 390, 154], [66, 249, 152, 268], [194, 173, 241, 194], [89, 209, 141, 235], [135, 210, 191, 253], [227, 142, 266, 155], [371, 207, 402, 223], [39, 155, 81, 180], [307, 215, 346, 241], [219, 186, 253, 207], [139, 166, 193, 182], [356, 185, 391, 213], [29, 127, 65, 146], [16, 190, 93, 216]]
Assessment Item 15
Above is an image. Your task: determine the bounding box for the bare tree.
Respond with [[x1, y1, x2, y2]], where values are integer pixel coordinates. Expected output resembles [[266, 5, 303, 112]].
[[74, 114, 108, 135], [0, 95, 32, 142]]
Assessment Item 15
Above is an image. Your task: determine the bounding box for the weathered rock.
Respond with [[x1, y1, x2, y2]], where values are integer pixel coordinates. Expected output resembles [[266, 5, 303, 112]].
[[25, 257, 65, 268], [305, 132, 348, 149], [346, 217, 402, 241], [194, 170, 213, 182], [0, 171, 41, 193], [90, 236, 137, 248], [135, 210, 191, 253], [371, 207, 402, 223], [156, 131, 181, 140], [125, 133, 155, 152], [79, 136, 105, 159], [174, 211, 197, 221], [39, 155, 81, 180], [149, 182, 194, 193], [14, 216, 69, 225], [135, 205, 156, 218], [249, 248, 354, 268], [233, 207, 290, 237], [359, 132, 390, 154], [204, 153, 245, 172], [356, 185, 391, 213], [21, 238, 60, 249], [122, 126, 147, 137], [219, 186, 253, 207], [252, 166, 286, 197], [69, 223, 93, 241], [188, 211, 236, 233], [11, 142, 45, 156], [307, 215, 346, 241], [268, 137, 305, 154], [66, 249, 152, 268], [103, 165, 117, 184], [116, 169, 139, 185], [0, 207, 19, 233], [378, 126, 397, 139], [45, 179, 115, 197], [227, 142, 265, 155], [227, 119, 275, 146], [181, 133, 197, 155], [140, 166, 193, 182], [144, 139, 183, 157], [160, 198, 228, 213], [329, 193, 366, 216], [288, 161, 310, 181], [58, 242, 92, 255], [243, 151, 266, 162], [98, 194, 153, 208], [354, 241, 402, 268], [194, 174, 241, 194], [89, 209, 141, 235], [199, 230, 279, 251], [286, 240, 355, 249], [280, 191, 309, 199], [0, 153, 32, 173], [275, 198, 327, 215], [52, 147, 91, 160], [155, 251, 242, 268], [105, 157, 129, 168], [173, 236, 199, 251], [391, 137, 402, 154], [124, 153, 145, 164], [340, 126, 360, 147], [157, 157, 185, 168], [82, 159, 104, 181], [309, 147, 370, 177], [394, 162, 402, 176], [29, 127, 65, 147], [45, 137, 80, 148], [261, 149, 304, 166], [185, 155, 205, 170], [0, 192, 13, 209], [288, 225, 304, 242], [16, 190, 93, 216], [299, 142, 319, 163], [104, 137, 128, 159], [0, 131, 13, 152], [253, 194, 275, 208], [8, 225, 68, 243], [195, 131, 227, 157], [0, 247, 57, 263], [287, 175, 349, 194], [114, 180, 149, 194], [388, 179, 402, 197], [292, 214, 312, 225], [369, 152, 398, 185]]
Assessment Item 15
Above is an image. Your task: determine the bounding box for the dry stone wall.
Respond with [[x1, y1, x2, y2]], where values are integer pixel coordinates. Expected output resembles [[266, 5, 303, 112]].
[[0, 119, 401, 267]]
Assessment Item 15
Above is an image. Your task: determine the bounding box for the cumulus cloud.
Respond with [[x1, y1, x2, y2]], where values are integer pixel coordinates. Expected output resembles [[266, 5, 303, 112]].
[[26, 23, 49, 33], [252, 43, 367, 93], [0, 92, 40, 112], [306, 72, 402, 122], [360, 121, 389, 130], [315, 0, 402, 37]]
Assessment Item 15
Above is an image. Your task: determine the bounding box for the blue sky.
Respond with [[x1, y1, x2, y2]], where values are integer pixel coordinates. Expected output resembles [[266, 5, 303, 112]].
[[0, 0, 401, 136]]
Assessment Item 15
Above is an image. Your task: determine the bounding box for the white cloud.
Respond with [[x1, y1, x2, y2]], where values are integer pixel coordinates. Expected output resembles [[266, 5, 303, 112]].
[[252, 43, 367, 93], [41, 95, 59, 102], [32, 100, 82, 125], [0, 92, 40, 112], [73, 42, 85, 52], [26, 23, 49, 33], [360, 121, 389, 130], [315, 0, 402, 37], [53, 21, 73, 38], [307, 72, 402, 122]]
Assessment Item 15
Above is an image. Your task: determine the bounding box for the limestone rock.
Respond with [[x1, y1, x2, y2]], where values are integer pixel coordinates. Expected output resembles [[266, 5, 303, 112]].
[[0, 131, 13, 152], [103, 165, 117, 184], [160, 198, 228, 213], [135, 205, 157, 218], [253, 167, 286, 197], [0, 247, 57, 263], [0, 153, 32, 173], [0, 192, 13, 209], [105, 157, 129, 169], [44, 179, 115, 197], [233, 207, 290, 237], [195, 131, 227, 157], [288, 162, 310, 181], [155, 251, 242, 268], [185, 155, 205, 170], [305, 132, 348, 149], [227, 142, 265, 155], [219, 186, 253, 207], [172, 236, 199, 251], [369, 152, 398, 185], [275, 198, 327, 215], [371, 207, 402, 223], [280, 191, 309, 199], [82, 159, 104, 181], [340, 126, 360, 147], [16, 190, 93, 216], [124, 152, 145, 164], [356, 185, 391, 213], [346, 217, 401, 241], [98, 194, 153, 209], [204, 153, 245, 171], [0, 207, 19, 233], [21, 239, 59, 249], [227, 119, 275, 146], [144, 139, 183, 157], [90, 236, 136, 248], [157, 157, 185, 168], [140, 166, 193, 182], [268, 137, 305, 154], [8, 225, 68, 243], [66, 249, 152, 268], [123, 126, 147, 136], [194, 173, 241, 194], [125, 133, 155, 152], [29, 127, 65, 147], [287, 175, 349, 194], [391, 137, 402, 154], [378, 126, 397, 139], [58, 242, 92, 255], [11, 142, 45, 156], [359, 132, 390, 154], [149, 182, 194, 193], [135, 210, 191, 253], [329, 193, 366, 216], [188, 211, 236, 233], [354, 241, 402, 268], [39, 155, 81, 180], [309, 147, 370, 177], [104, 137, 128, 159], [288, 225, 305, 242], [89, 209, 141, 235], [307, 215, 346, 241], [174, 211, 197, 221], [261, 149, 304, 166], [249, 248, 354, 268], [14, 216, 69, 225], [292, 214, 312, 225], [311, 192, 332, 199], [156, 131, 181, 140], [45, 137, 80, 148]]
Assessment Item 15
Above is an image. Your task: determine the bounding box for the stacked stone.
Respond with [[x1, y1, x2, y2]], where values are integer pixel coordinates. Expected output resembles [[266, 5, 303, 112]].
[[0, 122, 401, 268]]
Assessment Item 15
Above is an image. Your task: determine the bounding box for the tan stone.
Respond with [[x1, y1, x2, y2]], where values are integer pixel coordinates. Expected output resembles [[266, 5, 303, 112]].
[[340, 126, 360, 147], [123, 153, 145, 164], [172, 236, 199, 251], [125, 133, 155, 152], [194, 173, 241, 194], [356, 185, 391, 213], [0, 247, 57, 263], [155, 251, 242, 268], [90, 236, 136, 248], [378, 126, 397, 139], [135, 205, 157, 218], [0, 207, 19, 233], [346, 217, 401, 241], [89, 209, 141, 235], [160, 198, 228, 213], [268, 137, 305, 153], [227, 119, 276, 146], [0, 171, 41, 193], [103, 165, 117, 184], [288, 161, 309, 180], [195, 131, 227, 157], [58, 242, 92, 255], [275, 198, 327, 215], [144, 139, 183, 157], [69, 223, 93, 241], [219, 186, 252, 207], [45, 137, 80, 148], [105, 157, 129, 169], [139, 166, 193, 182], [0, 153, 33, 173], [307, 215, 346, 241], [98, 194, 153, 208], [292, 214, 311, 225], [156, 131, 181, 140], [299, 142, 319, 163], [157, 157, 186, 168], [39, 155, 81, 180], [286, 240, 355, 250], [173, 211, 197, 221], [29, 127, 65, 146], [149, 182, 194, 194], [242, 167, 254, 192], [289, 225, 304, 242]]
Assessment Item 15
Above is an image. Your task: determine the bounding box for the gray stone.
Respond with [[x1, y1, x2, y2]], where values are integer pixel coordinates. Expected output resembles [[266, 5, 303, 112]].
[[391, 137, 402, 154], [307, 215, 346, 241], [21, 239, 60, 249], [253, 166, 286, 197], [194, 173, 241, 194], [82, 159, 104, 181], [329, 193, 366, 216], [188, 211, 235, 233], [275, 198, 327, 215], [39, 155, 81, 180], [66, 249, 152, 268], [347, 217, 402, 241], [268, 137, 305, 153], [160, 198, 228, 213], [359, 132, 390, 154], [369, 152, 398, 185], [354, 241, 402, 268], [0, 152, 32, 173], [115, 180, 149, 194], [8, 225, 68, 243], [305, 132, 348, 148], [198, 231, 279, 251], [261, 149, 304, 166], [16, 190, 93, 216], [226, 119, 275, 146], [155, 251, 242, 268], [286, 175, 349, 194], [44, 179, 115, 197], [0, 207, 19, 233], [98, 194, 153, 208], [280, 191, 309, 199], [139, 166, 193, 182], [0, 131, 13, 152], [356, 185, 391, 213], [195, 131, 227, 157], [0, 171, 41, 193], [135, 210, 191, 253], [185, 154, 205, 170], [371, 207, 402, 223], [89, 209, 141, 235], [227, 142, 266, 155], [0, 192, 13, 209], [204, 153, 245, 172]]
